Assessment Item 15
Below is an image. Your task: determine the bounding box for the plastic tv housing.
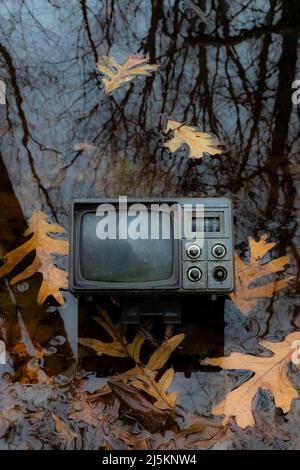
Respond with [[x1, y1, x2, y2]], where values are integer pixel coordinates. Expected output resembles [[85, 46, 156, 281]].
[[69, 198, 234, 322]]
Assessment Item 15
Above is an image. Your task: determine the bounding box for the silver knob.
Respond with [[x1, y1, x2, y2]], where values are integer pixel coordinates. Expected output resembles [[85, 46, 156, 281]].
[[186, 244, 201, 259], [212, 244, 226, 258], [187, 267, 202, 282]]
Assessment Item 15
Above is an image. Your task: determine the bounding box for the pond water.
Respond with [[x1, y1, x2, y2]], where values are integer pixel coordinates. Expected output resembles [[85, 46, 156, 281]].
[[0, 0, 299, 450]]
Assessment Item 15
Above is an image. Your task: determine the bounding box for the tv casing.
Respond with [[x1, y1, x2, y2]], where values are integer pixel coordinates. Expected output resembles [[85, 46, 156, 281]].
[[69, 198, 235, 296]]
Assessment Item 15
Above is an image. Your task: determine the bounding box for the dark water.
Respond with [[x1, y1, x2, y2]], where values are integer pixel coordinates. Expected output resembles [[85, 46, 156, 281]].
[[0, 0, 299, 450]]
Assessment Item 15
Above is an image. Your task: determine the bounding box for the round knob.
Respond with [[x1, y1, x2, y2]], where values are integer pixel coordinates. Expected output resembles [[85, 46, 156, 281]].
[[186, 244, 201, 259], [187, 267, 202, 282], [213, 266, 227, 282], [212, 244, 226, 259]]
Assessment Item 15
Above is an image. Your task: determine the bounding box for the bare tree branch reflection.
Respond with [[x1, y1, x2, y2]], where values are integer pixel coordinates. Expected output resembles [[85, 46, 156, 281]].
[[0, 0, 298, 287]]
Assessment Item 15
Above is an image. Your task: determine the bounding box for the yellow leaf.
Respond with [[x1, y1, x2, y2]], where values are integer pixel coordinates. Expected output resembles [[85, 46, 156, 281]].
[[146, 334, 185, 370], [204, 332, 300, 429], [97, 55, 159, 94], [122, 334, 184, 410], [52, 413, 66, 434], [78, 309, 145, 359], [164, 119, 223, 159], [126, 333, 146, 363], [79, 310, 184, 410], [0, 211, 68, 305], [129, 368, 177, 410], [52, 413, 77, 448], [78, 338, 128, 357], [230, 234, 293, 314]]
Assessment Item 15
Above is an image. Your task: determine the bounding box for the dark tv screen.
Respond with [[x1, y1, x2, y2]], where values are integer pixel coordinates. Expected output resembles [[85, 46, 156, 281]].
[[79, 211, 174, 282]]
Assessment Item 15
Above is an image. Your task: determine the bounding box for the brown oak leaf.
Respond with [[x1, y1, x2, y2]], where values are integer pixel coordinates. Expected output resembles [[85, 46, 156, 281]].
[[0, 211, 68, 305], [79, 310, 184, 410], [97, 55, 159, 94], [230, 234, 293, 314], [204, 332, 300, 429], [163, 119, 223, 159]]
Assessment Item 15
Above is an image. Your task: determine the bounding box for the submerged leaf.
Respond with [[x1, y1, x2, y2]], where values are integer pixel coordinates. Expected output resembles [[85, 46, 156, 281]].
[[145, 335, 184, 371], [163, 119, 223, 159], [78, 309, 145, 359], [108, 381, 172, 432], [129, 368, 177, 410], [79, 310, 184, 411], [119, 333, 184, 410], [230, 234, 293, 314], [97, 55, 159, 94], [204, 332, 300, 429], [77, 337, 128, 357], [52, 413, 78, 449], [0, 211, 68, 305]]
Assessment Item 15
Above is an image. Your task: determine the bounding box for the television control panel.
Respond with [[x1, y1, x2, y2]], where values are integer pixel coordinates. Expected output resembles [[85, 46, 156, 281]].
[[180, 198, 234, 293]]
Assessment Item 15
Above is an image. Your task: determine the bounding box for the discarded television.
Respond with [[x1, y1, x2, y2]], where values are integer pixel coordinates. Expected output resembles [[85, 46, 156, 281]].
[[69, 198, 234, 323]]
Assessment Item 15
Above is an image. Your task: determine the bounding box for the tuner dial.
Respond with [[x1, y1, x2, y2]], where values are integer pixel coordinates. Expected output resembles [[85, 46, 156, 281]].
[[213, 266, 227, 282], [187, 267, 202, 282], [186, 244, 201, 259], [212, 244, 226, 259]]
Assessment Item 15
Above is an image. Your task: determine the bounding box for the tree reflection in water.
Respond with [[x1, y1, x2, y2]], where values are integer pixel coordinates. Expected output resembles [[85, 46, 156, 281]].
[[0, 0, 299, 449]]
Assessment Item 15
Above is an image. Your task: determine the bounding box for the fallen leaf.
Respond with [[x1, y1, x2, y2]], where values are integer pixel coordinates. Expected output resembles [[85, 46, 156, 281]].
[[79, 310, 145, 359], [10, 310, 50, 384], [112, 332, 184, 411], [78, 337, 128, 358], [230, 234, 293, 314], [113, 428, 151, 450], [204, 332, 300, 429], [251, 411, 289, 441], [146, 336, 184, 371], [163, 119, 223, 159], [69, 400, 106, 427], [154, 418, 227, 450], [108, 381, 173, 432], [0, 412, 9, 439], [97, 55, 159, 94], [79, 310, 184, 410], [0, 211, 68, 305], [52, 413, 78, 449], [129, 363, 177, 410]]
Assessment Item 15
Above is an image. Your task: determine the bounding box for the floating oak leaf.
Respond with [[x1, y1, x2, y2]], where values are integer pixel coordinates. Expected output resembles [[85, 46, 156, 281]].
[[0, 211, 68, 305], [154, 416, 228, 450], [97, 55, 159, 94], [52, 413, 78, 449], [108, 381, 173, 432], [204, 332, 300, 429], [114, 333, 184, 410], [230, 234, 293, 314], [68, 398, 106, 427], [79, 310, 184, 410], [163, 119, 223, 159], [128, 343, 181, 410], [79, 309, 145, 359]]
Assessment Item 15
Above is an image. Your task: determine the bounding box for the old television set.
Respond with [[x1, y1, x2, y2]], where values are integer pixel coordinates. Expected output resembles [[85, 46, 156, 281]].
[[69, 198, 234, 323]]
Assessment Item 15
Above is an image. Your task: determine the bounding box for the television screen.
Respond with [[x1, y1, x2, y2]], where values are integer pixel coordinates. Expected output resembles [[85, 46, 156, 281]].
[[79, 211, 174, 282]]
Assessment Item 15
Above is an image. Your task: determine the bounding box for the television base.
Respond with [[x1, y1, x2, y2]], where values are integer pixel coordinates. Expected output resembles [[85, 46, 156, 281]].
[[121, 299, 181, 324]]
